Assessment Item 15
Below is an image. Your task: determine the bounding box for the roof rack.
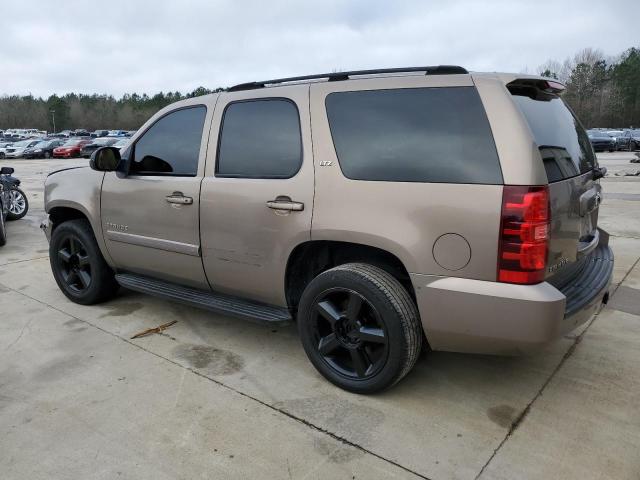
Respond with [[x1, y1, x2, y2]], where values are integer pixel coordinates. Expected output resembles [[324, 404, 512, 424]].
[[227, 65, 468, 92]]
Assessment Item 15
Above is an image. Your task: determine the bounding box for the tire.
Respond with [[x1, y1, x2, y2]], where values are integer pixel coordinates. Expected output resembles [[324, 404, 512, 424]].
[[0, 152, 4, 159], [44, 151, 51, 159], [297, 263, 422, 394], [49, 219, 118, 304], [0, 209, 6, 246], [631, 141, 637, 152], [6, 188, 28, 220]]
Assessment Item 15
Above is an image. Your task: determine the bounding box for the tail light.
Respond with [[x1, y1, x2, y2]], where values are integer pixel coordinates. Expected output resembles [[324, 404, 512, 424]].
[[498, 185, 550, 284]]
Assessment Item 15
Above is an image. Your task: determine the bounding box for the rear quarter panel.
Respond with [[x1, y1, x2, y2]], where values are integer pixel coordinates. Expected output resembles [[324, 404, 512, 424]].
[[309, 75, 503, 280]]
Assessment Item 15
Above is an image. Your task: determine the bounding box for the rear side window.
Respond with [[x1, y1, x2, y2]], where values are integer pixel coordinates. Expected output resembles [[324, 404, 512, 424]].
[[130, 106, 206, 176], [510, 91, 595, 182], [217, 99, 302, 178], [325, 87, 502, 184]]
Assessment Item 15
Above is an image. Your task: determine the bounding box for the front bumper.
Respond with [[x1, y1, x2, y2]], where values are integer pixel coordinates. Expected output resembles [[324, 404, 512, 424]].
[[411, 232, 614, 355], [40, 217, 52, 242]]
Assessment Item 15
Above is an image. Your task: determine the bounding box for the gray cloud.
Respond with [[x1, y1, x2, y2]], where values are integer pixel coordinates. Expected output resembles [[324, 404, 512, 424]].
[[1, 0, 638, 97]]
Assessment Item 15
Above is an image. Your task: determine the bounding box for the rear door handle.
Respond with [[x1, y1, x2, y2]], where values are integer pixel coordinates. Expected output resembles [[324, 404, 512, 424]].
[[165, 192, 193, 205], [266, 198, 304, 211]]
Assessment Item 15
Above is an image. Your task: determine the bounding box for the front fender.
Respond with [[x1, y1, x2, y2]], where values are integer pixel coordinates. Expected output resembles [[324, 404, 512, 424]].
[[44, 167, 114, 267]]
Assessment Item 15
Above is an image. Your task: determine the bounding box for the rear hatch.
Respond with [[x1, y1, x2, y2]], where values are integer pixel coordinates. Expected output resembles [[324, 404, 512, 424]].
[[508, 80, 602, 281]]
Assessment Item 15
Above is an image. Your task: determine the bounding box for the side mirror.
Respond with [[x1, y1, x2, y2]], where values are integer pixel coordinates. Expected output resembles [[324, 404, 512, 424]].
[[90, 146, 121, 172], [0, 167, 15, 175]]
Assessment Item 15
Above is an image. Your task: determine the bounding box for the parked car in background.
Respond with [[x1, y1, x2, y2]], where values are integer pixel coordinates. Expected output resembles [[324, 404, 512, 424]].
[[606, 130, 624, 150], [72, 129, 91, 137], [3, 139, 41, 158], [107, 130, 129, 137], [53, 138, 92, 158], [91, 130, 109, 138], [81, 137, 119, 158], [112, 138, 131, 151], [587, 130, 616, 152], [619, 129, 640, 151], [0, 142, 16, 158], [23, 139, 65, 159]]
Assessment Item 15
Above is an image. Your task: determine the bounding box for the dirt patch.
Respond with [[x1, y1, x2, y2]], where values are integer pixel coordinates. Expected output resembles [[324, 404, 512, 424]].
[[99, 302, 144, 318], [173, 343, 244, 376], [487, 404, 517, 429]]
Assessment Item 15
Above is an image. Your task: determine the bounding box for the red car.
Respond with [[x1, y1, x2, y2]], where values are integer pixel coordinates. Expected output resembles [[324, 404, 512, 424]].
[[53, 139, 92, 158]]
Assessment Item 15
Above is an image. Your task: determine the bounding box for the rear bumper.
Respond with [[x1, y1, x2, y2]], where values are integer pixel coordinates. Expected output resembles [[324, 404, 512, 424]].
[[411, 232, 613, 355]]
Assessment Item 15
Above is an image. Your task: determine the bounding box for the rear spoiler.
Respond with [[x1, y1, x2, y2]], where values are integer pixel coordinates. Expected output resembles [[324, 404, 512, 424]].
[[506, 78, 566, 100]]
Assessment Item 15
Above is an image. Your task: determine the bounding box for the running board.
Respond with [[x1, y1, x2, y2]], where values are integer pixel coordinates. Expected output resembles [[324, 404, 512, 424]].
[[115, 273, 292, 326]]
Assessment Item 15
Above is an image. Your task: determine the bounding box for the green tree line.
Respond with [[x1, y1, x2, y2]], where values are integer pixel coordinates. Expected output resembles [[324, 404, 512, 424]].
[[539, 46, 640, 128], [0, 87, 221, 132], [1, 46, 639, 131]]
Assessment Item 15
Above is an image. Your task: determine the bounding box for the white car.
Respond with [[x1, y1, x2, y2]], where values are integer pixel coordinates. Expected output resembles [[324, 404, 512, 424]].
[[3, 139, 40, 158]]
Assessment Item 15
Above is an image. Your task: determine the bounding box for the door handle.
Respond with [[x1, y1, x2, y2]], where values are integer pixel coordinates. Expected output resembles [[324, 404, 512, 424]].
[[266, 197, 304, 211], [165, 192, 193, 205]]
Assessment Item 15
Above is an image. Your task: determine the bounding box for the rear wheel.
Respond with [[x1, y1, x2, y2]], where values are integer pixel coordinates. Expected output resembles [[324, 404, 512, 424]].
[[50, 219, 118, 304], [297, 263, 422, 394], [631, 141, 637, 152], [44, 151, 51, 159], [6, 188, 28, 220]]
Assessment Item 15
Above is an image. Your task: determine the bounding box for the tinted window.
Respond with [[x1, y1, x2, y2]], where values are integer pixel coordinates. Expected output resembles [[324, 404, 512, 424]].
[[217, 99, 302, 178], [510, 93, 595, 182], [325, 87, 502, 184], [130, 106, 206, 176]]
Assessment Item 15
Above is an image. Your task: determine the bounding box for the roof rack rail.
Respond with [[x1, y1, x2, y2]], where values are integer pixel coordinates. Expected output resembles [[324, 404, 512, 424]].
[[227, 65, 468, 92]]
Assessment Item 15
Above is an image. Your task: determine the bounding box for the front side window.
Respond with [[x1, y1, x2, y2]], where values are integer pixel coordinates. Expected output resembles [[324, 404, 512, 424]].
[[130, 106, 206, 176], [217, 99, 302, 178], [325, 87, 502, 184]]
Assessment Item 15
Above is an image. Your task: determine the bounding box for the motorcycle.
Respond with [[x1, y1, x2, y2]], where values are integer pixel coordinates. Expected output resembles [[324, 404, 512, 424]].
[[0, 167, 29, 246]]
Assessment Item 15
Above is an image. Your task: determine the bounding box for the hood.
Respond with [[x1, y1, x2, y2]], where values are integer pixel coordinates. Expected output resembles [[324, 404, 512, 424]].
[[47, 166, 87, 177]]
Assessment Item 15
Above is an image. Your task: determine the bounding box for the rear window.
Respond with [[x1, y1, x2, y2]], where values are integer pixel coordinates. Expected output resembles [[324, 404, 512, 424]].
[[325, 87, 502, 184], [510, 91, 595, 183]]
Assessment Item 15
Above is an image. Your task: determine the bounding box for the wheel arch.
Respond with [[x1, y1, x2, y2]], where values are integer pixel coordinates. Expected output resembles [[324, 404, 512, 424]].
[[285, 240, 415, 311], [47, 202, 115, 267]]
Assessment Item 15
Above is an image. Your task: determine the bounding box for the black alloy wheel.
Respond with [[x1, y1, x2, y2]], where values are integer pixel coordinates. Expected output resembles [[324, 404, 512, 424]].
[[55, 234, 92, 293], [312, 288, 389, 379], [298, 263, 422, 393], [49, 219, 119, 304]]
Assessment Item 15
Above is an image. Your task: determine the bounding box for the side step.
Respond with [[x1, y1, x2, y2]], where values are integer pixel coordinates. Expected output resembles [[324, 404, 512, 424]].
[[115, 273, 292, 326]]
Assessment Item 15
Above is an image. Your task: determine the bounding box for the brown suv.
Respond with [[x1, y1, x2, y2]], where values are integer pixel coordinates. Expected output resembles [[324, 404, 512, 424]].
[[42, 66, 613, 393]]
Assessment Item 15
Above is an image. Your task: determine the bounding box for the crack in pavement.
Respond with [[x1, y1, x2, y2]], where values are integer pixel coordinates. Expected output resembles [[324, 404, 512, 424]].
[[1, 283, 431, 480], [474, 254, 640, 480]]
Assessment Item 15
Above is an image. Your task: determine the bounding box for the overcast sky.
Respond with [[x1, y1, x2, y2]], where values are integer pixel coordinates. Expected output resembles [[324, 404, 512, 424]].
[[1, 0, 638, 97]]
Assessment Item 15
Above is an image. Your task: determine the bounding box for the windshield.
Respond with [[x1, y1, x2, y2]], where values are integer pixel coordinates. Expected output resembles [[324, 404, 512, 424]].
[[34, 141, 49, 148], [510, 91, 595, 183], [13, 139, 33, 147], [94, 138, 113, 145], [63, 140, 82, 146]]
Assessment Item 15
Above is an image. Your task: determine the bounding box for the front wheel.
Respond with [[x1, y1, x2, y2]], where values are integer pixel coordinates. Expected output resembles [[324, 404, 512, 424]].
[[6, 188, 28, 220], [631, 141, 637, 152], [49, 219, 119, 304], [297, 263, 422, 394], [44, 151, 51, 159]]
